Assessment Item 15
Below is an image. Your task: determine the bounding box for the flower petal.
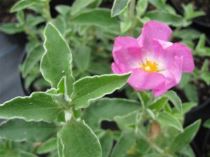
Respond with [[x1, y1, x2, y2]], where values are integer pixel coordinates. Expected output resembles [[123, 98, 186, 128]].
[[138, 21, 172, 51], [166, 43, 195, 72], [112, 36, 143, 72], [153, 56, 183, 96], [128, 69, 165, 91]]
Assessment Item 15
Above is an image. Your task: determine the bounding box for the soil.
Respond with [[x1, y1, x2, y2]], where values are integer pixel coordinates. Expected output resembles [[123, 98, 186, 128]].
[[170, 0, 210, 28]]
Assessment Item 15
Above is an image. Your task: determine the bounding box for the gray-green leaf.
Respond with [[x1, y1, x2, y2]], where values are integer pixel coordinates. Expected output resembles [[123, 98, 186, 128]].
[[0, 92, 63, 122], [71, 0, 96, 16], [57, 119, 102, 157], [83, 98, 139, 129], [41, 23, 74, 96], [71, 74, 129, 109], [169, 120, 201, 152], [111, 0, 131, 17], [0, 119, 56, 142]]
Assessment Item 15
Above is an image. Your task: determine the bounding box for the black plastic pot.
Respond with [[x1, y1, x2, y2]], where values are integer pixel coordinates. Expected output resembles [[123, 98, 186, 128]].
[[0, 33, 25, 103]]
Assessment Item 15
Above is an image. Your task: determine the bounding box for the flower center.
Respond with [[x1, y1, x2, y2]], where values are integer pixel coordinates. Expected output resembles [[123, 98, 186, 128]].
[[140, 60, 159, 72]]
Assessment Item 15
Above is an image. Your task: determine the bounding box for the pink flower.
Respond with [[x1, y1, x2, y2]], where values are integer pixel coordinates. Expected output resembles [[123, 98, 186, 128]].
[[112, 20, 194, 96]]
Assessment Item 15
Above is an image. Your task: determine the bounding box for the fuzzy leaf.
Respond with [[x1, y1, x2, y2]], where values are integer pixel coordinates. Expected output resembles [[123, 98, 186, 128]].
[[57, 119, 102, 157], [169, 120, 201, 152], [111, 0, 131, 17], [10, 0, 42, 12], [83, 98, 139, 129], [0, 92, 63, 122], [0, 119, 56, 142], [72, 74, 129, 109], [73, 9, 119, 33], [71, 0, 96, 15], [41, 23, 74, 96]]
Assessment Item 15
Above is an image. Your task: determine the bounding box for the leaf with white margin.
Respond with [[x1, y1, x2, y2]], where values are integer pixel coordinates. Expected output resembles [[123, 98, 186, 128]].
[[0, 92, 64, 122], [41, 23, 74, 97], [0, 119, 57, 142], [57, 118, 102, 157], [71, 74, 130, 109]]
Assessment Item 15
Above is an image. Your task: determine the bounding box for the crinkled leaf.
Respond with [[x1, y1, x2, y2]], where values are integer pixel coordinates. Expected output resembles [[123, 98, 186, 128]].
[[72, 74, 129, 109], [0, 92, 64, 122], [57, 119, 102, 157], [41, 23, 74, 96]]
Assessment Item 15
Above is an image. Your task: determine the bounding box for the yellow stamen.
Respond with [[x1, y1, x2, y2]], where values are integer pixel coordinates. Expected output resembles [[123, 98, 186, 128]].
[[140, 60, 159, 72]]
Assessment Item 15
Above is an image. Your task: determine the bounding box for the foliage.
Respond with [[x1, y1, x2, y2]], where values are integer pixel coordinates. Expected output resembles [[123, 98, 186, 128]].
[[0, 0, 208, 156]]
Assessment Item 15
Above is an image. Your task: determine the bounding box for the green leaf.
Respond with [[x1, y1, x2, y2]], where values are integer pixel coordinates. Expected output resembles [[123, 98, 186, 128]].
[[37, 137, 57, 154], [55, 5, 71, 15], [0, 119, 56, 142], [0, 92, 64, 122], [173, 29, 201, 41], [21, 45, 44, 77], [0, 23, 23, 34], [137, 91, 151, 107], [169, 120, 201, 152], [114, 111, 137, 131], [201, 60, 210, 85], [195, 35, 210, 57], [72, 9, 119, 33], [183, 4, 205, 20], [111, 132, 136, 157], [72, 44, 91, 73], [145, 11, 185, 27], [203, 119, 210, 129], [20, 151, 37, 157], [149, 97, 168, 111], [183, 84, 198, 103], [157, 112, 183, 131], [111, 0, 131, 17], [164, 91, 182, 112], [72, 74, 129, 109], [83, 98, 139, 129], [100, 132, 113, 157], [41, 23, 74, 96], [71, 0, 96, 16], [10, 0, 41, 12], [182, 102, 196, 114], [136, 0, 148, 16], [57, 119, 102, 157]]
